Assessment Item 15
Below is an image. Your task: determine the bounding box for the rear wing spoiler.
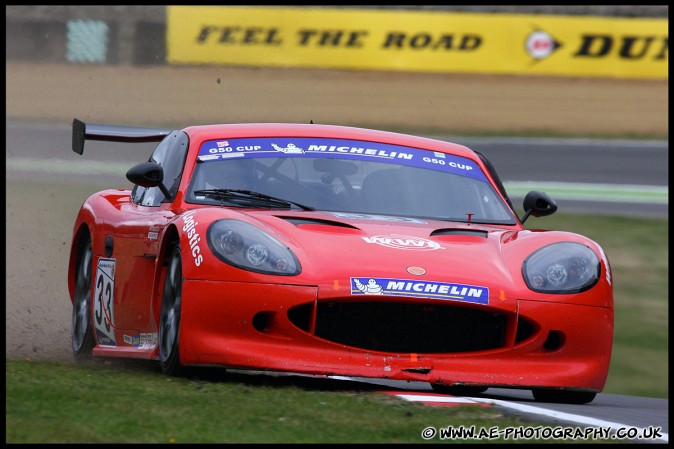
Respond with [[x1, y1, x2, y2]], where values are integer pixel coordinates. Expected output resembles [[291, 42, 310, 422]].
[[72, 118, 174, 155]]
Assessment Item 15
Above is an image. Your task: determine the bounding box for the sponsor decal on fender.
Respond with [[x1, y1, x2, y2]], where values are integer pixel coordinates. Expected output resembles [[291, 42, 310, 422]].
[[148, 225, 161, 240], [124, 333, 159, 349], [182, 211, 203, 266], [351, 277, 489, 305]]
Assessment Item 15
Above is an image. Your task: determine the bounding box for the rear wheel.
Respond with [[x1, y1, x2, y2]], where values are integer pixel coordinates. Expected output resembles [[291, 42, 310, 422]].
[[72, 235, 95, 359], [159, 244, 184, 376], [532, 389, 597, 404]]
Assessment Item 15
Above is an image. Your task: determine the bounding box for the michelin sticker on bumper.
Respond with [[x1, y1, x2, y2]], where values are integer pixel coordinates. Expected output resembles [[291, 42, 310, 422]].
[[351, 277, 488, 305]]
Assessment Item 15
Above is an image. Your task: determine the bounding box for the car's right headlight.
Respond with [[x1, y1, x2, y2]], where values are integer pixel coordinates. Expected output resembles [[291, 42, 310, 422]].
[[522, 242, 600, 293], [207, 219, 301, 276]]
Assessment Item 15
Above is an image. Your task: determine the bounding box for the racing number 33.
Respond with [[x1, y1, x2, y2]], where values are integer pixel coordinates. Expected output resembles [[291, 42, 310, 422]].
[[94, 258, 116, 346]]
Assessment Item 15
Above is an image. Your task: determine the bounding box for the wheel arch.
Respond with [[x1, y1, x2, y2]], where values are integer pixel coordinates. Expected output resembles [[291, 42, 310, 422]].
[[68, 223, 92, 303], [151, 223, 181, 327]]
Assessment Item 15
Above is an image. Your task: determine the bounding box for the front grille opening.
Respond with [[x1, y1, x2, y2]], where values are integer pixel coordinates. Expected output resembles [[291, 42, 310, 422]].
[[289, 301, 508, 353], [515, 316, 536, 344], [287, 303, 313, 332]]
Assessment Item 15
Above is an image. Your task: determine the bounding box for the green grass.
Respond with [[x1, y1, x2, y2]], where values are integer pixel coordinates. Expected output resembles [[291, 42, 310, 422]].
[[6, 359, 623, 444]]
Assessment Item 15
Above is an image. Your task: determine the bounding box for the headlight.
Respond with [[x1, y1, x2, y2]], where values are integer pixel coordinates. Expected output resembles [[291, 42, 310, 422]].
[[207, 219, 301, 275], [522, 242, 600, 293]]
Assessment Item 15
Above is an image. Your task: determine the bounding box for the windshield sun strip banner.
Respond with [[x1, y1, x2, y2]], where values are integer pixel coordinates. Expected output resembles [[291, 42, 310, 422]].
[[197, 137, 488, 182]]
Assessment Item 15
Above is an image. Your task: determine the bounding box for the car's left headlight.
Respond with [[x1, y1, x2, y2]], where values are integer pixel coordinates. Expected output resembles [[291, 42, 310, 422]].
[[522, 242, 600, 293], [207, 219, 301, 275]]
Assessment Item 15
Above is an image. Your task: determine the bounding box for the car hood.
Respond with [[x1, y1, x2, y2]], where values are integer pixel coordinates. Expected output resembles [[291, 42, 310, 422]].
[[244, 210, 526, 309]]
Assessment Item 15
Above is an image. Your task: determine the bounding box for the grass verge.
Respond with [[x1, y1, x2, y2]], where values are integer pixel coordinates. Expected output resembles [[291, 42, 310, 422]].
[[7, 359, 624, 444]]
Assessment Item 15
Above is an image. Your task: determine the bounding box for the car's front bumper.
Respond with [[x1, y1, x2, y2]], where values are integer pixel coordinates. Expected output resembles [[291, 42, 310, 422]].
[[180, 280, 613, 392]]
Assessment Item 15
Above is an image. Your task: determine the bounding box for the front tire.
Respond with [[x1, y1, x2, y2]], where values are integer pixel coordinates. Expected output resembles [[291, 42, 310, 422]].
[[532, 389, 597, 404], [159, 244, 184, 376], [72, 235, 95, 359]]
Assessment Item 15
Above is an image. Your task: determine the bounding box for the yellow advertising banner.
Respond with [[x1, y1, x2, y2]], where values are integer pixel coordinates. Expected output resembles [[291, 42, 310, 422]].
[[167, 6, 668, 80]]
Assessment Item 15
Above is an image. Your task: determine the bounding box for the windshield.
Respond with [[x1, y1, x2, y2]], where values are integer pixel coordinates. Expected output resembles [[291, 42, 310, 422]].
[[186, 137, 517, 224]]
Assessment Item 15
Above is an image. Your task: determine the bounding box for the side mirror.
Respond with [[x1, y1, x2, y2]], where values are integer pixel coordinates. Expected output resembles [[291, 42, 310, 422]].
[[126, 162, 172, 200], [521, 190, 557, 224]]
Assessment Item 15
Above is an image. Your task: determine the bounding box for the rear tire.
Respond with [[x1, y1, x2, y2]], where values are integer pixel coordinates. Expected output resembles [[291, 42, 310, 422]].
[[532, 389, 597, 404], [159, 244, 184, 376], [72, 235, 95, 360]]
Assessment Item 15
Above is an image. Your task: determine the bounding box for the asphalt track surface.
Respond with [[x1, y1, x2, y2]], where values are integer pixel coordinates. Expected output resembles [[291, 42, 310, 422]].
[[434, 135, 668, 218], [5, 121, 668, 442], [337, 377, 669, 443]]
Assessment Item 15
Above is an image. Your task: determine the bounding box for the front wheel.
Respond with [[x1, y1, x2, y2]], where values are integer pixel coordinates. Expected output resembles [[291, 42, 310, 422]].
[[72, 235, 95, 360], [159, 244, 184, 376], [532, 389, 597, 404]]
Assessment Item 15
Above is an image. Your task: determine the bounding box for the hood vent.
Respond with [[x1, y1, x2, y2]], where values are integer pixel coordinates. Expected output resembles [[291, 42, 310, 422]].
[[431, 228, 488, 238], [277, 216, 360, 229]]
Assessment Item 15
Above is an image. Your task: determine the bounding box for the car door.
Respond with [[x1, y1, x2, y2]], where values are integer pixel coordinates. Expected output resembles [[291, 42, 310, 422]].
[[106, 131, 189, 334]]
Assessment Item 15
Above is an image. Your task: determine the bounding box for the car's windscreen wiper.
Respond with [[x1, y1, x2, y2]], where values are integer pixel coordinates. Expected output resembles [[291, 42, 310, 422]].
[[193, 189, 315, 211]]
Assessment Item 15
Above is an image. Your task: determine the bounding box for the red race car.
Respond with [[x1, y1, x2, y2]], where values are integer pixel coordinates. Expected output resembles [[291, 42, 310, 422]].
[[68, 119, 613, 404]]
